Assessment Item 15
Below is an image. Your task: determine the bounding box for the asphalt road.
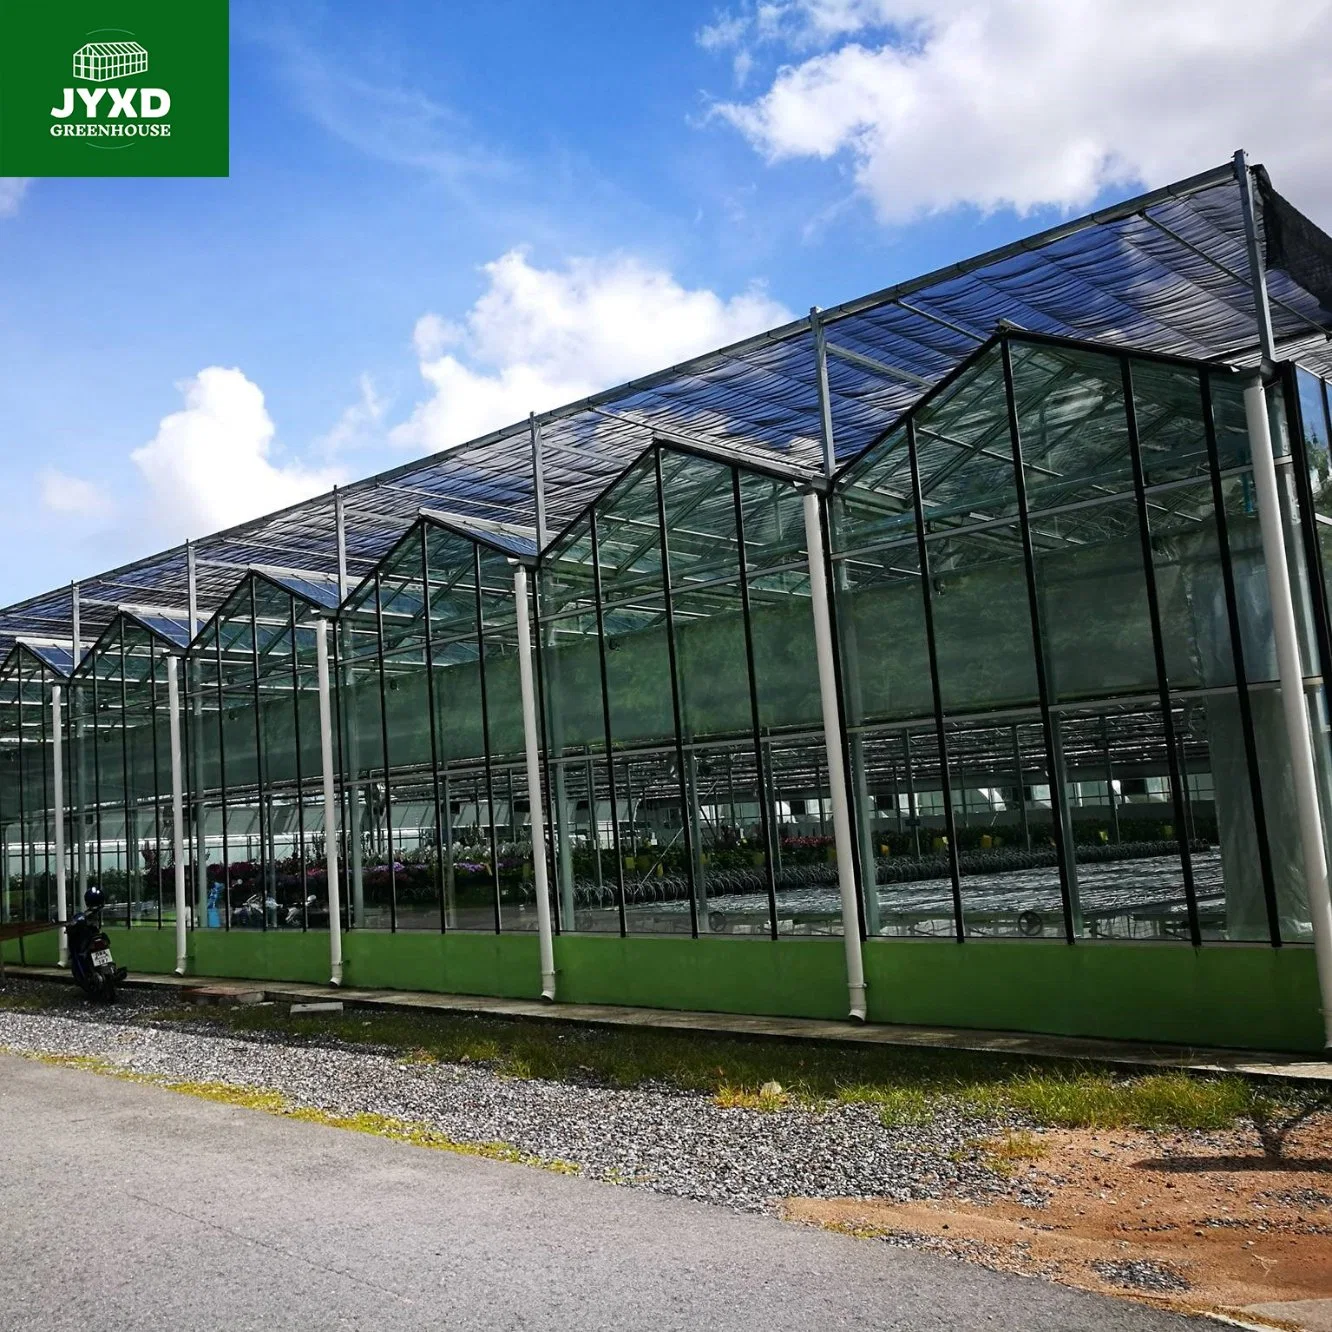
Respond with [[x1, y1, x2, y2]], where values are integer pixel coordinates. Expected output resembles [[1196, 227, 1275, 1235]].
[[0, 1054, 1204, 1331]]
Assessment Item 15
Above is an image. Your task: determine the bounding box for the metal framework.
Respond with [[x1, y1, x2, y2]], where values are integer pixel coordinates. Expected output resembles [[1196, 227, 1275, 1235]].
[[3, 158, 1332, 1038], [6, 158, 1331, 663]]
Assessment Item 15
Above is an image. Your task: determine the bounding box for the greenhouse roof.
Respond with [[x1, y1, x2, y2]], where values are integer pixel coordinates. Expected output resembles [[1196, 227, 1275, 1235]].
[[260, 569, 344, 610], [77, 41, 147, 56], [3, 154, 1330, 664], [419, 508, 539, 558], [131, 612, 193, 646], [2, 640, 74, 678], [71, 609, 193, 674]]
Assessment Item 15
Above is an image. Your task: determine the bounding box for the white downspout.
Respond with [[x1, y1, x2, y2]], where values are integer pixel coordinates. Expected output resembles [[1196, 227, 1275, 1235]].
[[315, 617, 344, 986], [1244, 380, 1332, 1048], [52, 685, 68, 968], [167, 656, 188, 976], [802, 491, 868, 1021], [514, 563, 557, 1001]]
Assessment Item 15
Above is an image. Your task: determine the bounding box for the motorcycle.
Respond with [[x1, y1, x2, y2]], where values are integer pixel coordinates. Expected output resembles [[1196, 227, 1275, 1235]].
[[282, 894, 331, 930], [66, 887, 128, 1002], [231, 892, 279, 929]]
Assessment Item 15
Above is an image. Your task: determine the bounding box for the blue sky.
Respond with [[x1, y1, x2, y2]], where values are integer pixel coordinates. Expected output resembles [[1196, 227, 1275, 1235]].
[[1, 0, 1328, 607]]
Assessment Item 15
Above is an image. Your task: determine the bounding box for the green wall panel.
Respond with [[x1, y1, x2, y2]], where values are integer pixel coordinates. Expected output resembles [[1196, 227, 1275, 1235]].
[[344, 931, 541, 999], [554, 935, 848, 1019], [20, 923, 1322, 1053], [97, 928, 543, 999], [1, 928, 59, 966], [861, 939, 1324, 1054], [104, 928, 176, 974], [190, 930, 332, 984]]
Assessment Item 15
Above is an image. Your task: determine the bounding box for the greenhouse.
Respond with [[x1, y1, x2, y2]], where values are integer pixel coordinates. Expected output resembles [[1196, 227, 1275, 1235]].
[[4, 153, 1332, 1053]]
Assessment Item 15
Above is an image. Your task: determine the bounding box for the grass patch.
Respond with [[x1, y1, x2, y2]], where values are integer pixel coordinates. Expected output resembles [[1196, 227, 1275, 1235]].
[[965, 1070, 1267, 1131], [31, 1050, 113, 1074], [975, 1129, 1046, 1176], [159, 1079, 580, 1172], [715, 1080, 788, 1112], [178, 998, 1317, 1134], [2, 1042, 578, 1175], [4, 977, 1322, 1138], [870, 1087, 933, 1128]]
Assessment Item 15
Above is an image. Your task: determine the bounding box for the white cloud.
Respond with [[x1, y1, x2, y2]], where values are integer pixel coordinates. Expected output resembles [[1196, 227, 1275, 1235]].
[[411, 312, 461, 361], [316, 373, 388, 456], [706, 0, 1332, 221], [699, 10, 753, 51], [0, 178, 31, 218], [393, 249, 792, 453], [35, 252, 791, 561], [262, 32, 510, 193], [40, 469, 112, 519], [129, 367, 345, 542]]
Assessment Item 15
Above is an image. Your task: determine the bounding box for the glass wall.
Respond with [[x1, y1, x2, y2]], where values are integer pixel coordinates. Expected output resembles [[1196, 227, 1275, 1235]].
[[8, 334, 1320, 962], [1287, 363, 1332, 902], [0, 646, 64, 926], [539, 444, 843, 937], [69, 615, 185, 927], [185, 575, 335, 932], [832, 333, 1304, 944], [338, 518, 540, 932]]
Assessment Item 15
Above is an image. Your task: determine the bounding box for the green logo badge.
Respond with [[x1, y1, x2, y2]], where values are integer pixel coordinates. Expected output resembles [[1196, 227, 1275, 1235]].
[[0, 2, 228, 177]]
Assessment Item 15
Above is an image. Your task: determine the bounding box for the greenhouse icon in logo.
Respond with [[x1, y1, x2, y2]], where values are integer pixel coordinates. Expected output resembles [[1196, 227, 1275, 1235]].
[[72, 40, 148, 84]]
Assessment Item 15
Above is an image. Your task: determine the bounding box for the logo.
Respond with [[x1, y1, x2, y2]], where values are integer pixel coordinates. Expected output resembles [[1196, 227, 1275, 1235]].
[[50, 38, 173, 142], [73, 40, 148, 83], [0, 2, 228, 178]]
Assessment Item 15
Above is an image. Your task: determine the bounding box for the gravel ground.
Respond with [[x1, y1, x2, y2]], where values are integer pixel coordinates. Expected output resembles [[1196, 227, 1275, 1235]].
[[0, 982, 1038, 1216]]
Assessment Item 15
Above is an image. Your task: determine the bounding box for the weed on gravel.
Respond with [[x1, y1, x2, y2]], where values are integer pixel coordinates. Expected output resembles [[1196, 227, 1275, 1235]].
[[12, 976, 1315, 1136], [208, 999, 1316, 1133]]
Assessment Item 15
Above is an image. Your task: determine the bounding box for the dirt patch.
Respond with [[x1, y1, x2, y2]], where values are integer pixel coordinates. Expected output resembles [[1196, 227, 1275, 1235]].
[[785, 1114, 1332, 1325]]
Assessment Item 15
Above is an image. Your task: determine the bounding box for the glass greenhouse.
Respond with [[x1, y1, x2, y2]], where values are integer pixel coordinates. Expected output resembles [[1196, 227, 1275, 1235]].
[[5, 155, 1332, 1053]]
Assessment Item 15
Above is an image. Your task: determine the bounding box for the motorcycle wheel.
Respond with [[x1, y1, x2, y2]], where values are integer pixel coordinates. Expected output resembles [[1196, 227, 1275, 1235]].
[[101, 978, 118, 1003]]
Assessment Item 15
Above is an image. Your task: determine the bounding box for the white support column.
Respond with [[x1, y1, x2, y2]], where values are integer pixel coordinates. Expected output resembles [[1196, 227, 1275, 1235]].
[[315, 617, 344, 985], [1245, 380, 1332, 1047], [52, 686, 68, 967], [814, 302, 879, 930], [514, 564, 556, 1000], [186, 537, 206, 925], [167, 656, 188, 975], [72, 583, 88, 901], [802, 491, 867, 1021]]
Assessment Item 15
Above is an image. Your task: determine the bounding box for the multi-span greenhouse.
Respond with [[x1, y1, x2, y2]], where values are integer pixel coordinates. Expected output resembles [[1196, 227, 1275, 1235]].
[[4, 154, 1332, 1052]]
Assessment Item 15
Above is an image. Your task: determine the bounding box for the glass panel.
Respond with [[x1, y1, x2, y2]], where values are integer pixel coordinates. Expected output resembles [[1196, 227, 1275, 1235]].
[[379, 532, 436, 931], [951, 717, 1066, 938], [860, 725, 959, 937], [543, 457, 679, 935], [0, 652, 59, 927], [830, 339, 1309, 944], [1296, 368, 1332, 519], [181, 575, 341, 932], [478, 544, 531, 932], [739, 473, 834, 932]]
